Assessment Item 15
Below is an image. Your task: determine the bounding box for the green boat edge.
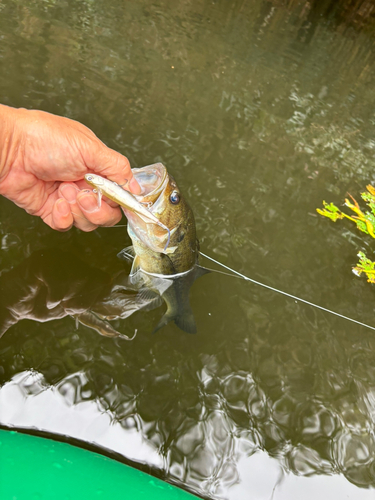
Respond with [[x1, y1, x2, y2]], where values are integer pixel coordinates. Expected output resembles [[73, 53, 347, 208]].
[[0, 428, 200, 500]]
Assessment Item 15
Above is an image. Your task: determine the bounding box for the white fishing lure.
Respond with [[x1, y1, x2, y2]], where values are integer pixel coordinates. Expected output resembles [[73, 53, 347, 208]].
[[84, 173, 171, 252]]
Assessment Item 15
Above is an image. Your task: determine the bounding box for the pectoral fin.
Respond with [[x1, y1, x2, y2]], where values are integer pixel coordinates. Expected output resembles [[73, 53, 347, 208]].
[[137, 287, 162, 304], [117, 246, 135, 262]]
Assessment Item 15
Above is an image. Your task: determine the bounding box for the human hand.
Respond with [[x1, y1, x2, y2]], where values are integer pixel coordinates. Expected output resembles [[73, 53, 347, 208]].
[[0, 104, 140, 231]]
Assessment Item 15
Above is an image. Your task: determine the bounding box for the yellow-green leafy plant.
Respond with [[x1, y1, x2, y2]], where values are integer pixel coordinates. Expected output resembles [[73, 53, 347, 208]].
[[317, 185, 375, 283]]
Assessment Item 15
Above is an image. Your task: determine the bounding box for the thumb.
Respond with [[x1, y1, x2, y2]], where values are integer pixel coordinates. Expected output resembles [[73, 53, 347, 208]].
[[88, 144, 141, 195]]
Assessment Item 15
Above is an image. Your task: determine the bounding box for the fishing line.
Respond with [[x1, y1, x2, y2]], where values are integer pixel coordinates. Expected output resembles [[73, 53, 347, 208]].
[[71, 211, 128, 228], [98, 224, 128, 228], [199, 251, 375, 332], [197, 265, 246, 279]]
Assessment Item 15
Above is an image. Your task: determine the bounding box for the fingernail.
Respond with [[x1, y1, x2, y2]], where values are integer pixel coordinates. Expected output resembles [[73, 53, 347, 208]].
[[61, 184, 79, 203], [56, 199, 70, 217], [129, 177, 141, 195], [77, 191, 99, 213]]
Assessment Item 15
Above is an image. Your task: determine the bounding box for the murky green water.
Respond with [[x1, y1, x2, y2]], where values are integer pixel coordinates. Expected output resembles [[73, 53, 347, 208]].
[[2, 0, 375, 498]]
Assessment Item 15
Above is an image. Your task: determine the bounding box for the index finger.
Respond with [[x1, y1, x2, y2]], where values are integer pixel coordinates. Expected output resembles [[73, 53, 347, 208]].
[[88, 147, 141, 194]]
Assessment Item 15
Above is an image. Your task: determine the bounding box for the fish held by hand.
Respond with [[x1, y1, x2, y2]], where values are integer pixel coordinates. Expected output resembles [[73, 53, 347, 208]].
[[118, 162, 209, 333]]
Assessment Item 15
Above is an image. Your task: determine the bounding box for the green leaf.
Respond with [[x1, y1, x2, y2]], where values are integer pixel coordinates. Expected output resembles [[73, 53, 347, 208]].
[[353, 251, 375, 283], [316, 201, 344, 221], [354, 219, 369, 234]]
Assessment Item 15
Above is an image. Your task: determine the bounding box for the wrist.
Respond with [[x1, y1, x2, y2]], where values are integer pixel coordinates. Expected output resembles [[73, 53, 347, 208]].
[[0, 104, 26, 190]]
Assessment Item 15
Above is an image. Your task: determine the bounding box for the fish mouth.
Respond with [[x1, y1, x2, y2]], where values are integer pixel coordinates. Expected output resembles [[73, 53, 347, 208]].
[[124, 163, 175, 254], [132, 163, 168, 204]]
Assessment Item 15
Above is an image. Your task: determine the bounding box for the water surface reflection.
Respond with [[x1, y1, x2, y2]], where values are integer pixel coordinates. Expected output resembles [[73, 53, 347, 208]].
[[2, 249, 375, 497]]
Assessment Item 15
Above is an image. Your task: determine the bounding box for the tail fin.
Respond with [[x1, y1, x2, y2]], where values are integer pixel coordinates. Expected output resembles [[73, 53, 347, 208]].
[[153, 306, 197, 334], [151, 265, 210, 334]]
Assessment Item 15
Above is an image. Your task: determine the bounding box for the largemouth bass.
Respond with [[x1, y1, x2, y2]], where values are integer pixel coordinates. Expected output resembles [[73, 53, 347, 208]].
[[117, 163, 208, 334]]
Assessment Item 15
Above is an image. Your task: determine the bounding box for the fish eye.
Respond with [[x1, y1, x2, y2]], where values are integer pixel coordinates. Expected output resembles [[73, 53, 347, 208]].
[[169, 190, 180, 204], [86, 175, 94, 181]]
